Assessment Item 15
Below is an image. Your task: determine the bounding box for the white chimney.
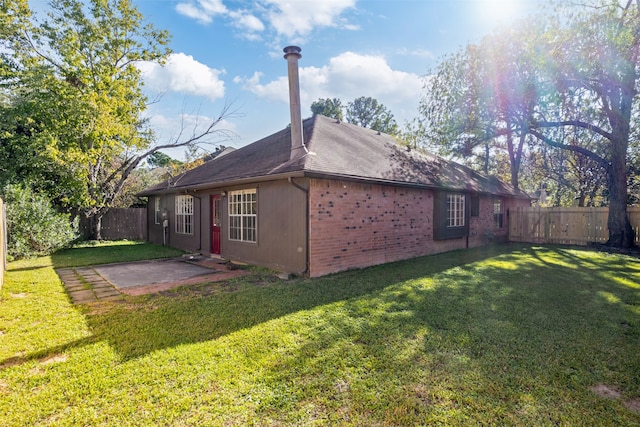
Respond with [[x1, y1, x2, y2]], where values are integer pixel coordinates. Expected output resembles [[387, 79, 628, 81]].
[[283, 46, 307, 160]]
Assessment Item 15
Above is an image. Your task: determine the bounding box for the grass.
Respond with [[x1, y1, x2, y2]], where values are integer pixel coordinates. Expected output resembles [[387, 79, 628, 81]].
[[51, 240, 185, 268], [0, 242, 639, 425]]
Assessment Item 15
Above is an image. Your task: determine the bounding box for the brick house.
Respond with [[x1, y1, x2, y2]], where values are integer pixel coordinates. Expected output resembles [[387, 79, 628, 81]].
[[139, 47, 531, 277]]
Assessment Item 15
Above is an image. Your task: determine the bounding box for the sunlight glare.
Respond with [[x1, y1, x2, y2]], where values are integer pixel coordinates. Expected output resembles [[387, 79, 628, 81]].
[[477, 0, 524, 25]]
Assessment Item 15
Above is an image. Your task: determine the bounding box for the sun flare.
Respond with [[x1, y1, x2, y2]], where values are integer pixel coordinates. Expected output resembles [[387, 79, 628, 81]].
[[478, 0, 524, 25]]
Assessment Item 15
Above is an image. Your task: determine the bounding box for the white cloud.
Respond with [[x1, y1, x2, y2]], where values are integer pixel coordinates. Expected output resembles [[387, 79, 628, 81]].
[[138, 53, 225, 101], [236, 51, 422, 123], [174, 0, 356, 42], [398, 47, 436, 60], [264, 0, 357, 38], [229, 10, 265, 32], [175, 0, 227, 24]]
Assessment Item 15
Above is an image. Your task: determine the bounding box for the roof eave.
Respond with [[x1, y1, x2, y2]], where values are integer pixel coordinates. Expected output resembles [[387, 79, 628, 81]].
[[138, 171, 307, 196]]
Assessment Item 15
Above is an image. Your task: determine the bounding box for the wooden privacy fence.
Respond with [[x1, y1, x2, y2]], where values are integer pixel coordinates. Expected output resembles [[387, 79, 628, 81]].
[[509, 206, 640, 246], [79, 208, 147, 241]]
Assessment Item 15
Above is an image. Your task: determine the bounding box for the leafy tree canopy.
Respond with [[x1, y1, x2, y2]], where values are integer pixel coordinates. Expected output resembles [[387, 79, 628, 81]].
[[310, 96, 399, 135], [0, 0, 232, 239], [419, 0, 639, 247], [346, 96, 399, 135], [311, 98, 344, 121]]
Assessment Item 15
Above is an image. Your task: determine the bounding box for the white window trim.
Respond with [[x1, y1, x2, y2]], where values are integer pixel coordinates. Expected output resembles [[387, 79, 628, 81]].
[[494, 198, 504, 229], [228, 189, 257, 243], [175, 195, 194, 235], [154, 197, 161, 225], [447, 193, 465, 227]]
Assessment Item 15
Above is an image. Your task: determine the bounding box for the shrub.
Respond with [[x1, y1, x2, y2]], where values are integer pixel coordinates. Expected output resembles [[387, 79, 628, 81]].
[[3, 184, 78, 259]]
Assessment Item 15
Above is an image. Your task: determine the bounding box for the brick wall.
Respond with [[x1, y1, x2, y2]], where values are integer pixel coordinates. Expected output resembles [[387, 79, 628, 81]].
[[309, 179, 465, 277], [467, 195, 529, 248], [308, 178, 531, 277]]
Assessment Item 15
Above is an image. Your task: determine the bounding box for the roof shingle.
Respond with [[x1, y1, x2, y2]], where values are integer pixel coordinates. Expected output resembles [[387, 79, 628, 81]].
[[140, 115, 530, 199]]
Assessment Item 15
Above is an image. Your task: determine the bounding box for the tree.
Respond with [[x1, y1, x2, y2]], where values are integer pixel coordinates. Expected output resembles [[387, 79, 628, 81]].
[[311, 98, 343, 121], [1, 0, 232, 239], [346, 96, 399, 135], [525, 1, 639, 247], [420, 1, 638, 248], [419, 24, 540, 190]]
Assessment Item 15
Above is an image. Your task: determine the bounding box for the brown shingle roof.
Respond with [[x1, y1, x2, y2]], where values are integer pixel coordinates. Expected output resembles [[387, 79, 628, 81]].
[[140, 115, 530, 198]]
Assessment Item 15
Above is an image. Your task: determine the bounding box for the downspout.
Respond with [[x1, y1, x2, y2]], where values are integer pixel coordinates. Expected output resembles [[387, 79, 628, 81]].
[[288, 177, 309, 275]]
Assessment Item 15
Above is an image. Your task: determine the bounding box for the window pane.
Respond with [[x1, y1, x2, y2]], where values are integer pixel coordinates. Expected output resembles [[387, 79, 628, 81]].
[[228, 189, 257, 242], [175, 195, 194, 234], [447, 194, 465, 227]]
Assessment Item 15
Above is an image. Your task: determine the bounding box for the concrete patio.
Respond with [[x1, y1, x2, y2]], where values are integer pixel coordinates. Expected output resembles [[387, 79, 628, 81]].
[[56, 257, 248, 303]]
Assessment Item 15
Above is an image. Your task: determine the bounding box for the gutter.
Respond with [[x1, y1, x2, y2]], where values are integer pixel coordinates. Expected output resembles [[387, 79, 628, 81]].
[[139, 171, 306, 196]]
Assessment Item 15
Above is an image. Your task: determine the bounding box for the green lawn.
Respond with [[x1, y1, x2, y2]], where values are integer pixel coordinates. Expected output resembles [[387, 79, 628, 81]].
[[1, 243, 639, 426], [51, 240, 185, 268]]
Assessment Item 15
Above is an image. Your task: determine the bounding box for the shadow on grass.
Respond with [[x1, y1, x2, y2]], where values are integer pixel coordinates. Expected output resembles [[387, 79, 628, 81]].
[[78, 244, 640, 368], [5, 243, 638, 423], [248, 245, 640, 424], [81, 245, 512, 360]]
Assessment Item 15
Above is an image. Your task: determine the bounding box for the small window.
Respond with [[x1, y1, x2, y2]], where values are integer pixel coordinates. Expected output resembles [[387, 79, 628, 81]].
[[154, 197, 161, 224], [228, 189, 257, 243], [175, 195, 194, 234], [470, 195, 480, 217], [447, 194, 465, 227], [494, 199, 503, 229]]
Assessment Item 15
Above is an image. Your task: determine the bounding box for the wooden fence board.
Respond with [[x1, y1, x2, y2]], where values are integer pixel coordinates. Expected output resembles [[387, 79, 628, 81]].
[[510, 206, 640, 246], [79, 208, 147, 241]]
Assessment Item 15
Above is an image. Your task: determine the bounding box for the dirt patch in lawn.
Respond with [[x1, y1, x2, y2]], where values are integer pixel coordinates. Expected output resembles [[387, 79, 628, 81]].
[[624, 398, 640, 414], [590, 384, 640, 415], [590, 384, 622, 399]]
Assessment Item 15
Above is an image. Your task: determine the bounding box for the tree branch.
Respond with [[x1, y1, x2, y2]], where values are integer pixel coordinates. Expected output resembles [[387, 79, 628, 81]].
[[532, 119, 613, 141], [528, 128, 609, 169]]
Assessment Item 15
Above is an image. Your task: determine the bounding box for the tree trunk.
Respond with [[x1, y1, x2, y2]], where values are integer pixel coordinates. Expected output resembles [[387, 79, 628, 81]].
[[606, 160, 634, 248], [88, 213, 103, 241]]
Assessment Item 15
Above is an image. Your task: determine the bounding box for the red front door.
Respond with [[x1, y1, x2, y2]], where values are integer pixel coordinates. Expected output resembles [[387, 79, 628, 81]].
[[211, 194, 221, 255]]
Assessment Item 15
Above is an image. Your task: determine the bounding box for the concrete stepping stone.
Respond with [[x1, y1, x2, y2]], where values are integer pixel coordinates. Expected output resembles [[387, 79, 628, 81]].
[[70, 290, 96, 303]]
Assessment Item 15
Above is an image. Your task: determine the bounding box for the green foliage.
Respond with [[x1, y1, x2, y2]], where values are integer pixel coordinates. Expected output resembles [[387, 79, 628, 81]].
[[346, 96, 399, 135], [147, 151, 180, 169], [310, 97, 344, 121], [3, 184, 78, 259], [310, 96, 399, 135], [420, 1, 639, 245], [51, 240, 184, 268]]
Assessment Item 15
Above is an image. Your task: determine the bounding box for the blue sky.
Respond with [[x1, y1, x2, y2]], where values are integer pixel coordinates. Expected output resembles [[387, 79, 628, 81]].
[[35, 0, 541, 159]]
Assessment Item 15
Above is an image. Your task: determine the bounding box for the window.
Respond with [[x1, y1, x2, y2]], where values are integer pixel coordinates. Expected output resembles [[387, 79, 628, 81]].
[[447, 194, 466, 227], [494, 199, 504, 229], [228, 189, 257, 242], [154, 197, 161, 224], [434, 192, 469, 240], [175, 195, 193, 234]]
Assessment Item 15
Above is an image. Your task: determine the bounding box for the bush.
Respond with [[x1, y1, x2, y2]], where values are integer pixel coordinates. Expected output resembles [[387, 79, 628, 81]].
[[3, 184, 78, 259]]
